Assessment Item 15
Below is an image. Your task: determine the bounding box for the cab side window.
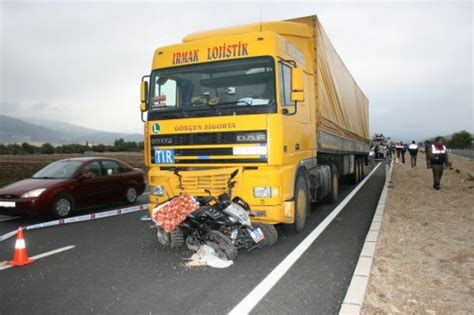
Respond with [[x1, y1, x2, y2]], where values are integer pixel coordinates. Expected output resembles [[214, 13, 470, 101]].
[[102, 160, 123, 176], [83, 161, 102, 178], [279, 63, 292, 106]]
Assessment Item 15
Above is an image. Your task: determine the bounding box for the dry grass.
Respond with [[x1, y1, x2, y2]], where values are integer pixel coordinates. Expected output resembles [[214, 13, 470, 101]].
[[363, 153, 474, 314], [0, 152, 145, 188]]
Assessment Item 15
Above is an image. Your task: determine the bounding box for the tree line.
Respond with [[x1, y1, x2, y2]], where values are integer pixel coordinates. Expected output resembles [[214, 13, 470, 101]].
[[0, 139, 144, 155], [443, 130, 473, 149]]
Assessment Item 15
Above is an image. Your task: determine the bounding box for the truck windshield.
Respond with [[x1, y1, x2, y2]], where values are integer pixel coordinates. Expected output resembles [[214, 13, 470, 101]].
[[148, 57, 276, 119]]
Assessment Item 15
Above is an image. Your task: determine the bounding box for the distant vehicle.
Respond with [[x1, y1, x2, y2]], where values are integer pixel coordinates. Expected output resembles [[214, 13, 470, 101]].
[[0, 157, 146, 218]]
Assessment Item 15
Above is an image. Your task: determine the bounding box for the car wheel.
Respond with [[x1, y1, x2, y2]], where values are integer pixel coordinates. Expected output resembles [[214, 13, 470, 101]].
[[124, 186, 138, 204], [51, 194, 74, 218]]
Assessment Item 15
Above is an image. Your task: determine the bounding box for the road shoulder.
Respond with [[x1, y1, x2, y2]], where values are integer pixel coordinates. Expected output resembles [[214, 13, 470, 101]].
[[362, 153, 474, 314]]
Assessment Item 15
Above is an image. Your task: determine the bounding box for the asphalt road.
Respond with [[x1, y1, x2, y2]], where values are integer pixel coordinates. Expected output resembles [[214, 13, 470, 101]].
[[450, 149, 474, 160], [0, 163, 386, 314]]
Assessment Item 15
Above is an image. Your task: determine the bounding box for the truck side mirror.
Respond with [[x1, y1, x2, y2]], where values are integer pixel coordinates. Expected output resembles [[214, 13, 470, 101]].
[[290, 67, 304, 102], [140, 81, 148, 112]]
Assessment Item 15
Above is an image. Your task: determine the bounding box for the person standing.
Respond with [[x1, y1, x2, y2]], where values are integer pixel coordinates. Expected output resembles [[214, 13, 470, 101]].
[[395, 142, 403, 164], [424, 140, 432, 168], [428, 137, 449, 190], [408, 140, 419, 168], [400, 141, 407, 163]]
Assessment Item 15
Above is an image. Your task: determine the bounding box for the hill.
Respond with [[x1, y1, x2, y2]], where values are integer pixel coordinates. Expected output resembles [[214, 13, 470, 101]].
[[0, 115, 142, 145]]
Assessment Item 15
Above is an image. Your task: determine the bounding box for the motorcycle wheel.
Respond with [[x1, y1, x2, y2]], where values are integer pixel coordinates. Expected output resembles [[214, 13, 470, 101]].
[[254, 224, 278, 246], [208, 230, 238, 261], [156, 227, 184, 249]]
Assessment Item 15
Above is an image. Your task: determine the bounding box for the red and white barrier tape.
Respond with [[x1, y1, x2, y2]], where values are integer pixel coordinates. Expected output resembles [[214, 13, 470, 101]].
[[0, 204, 147, 242]]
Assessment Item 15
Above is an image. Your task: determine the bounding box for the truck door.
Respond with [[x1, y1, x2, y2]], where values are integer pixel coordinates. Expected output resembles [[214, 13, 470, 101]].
[[279, 62, 311, 162]]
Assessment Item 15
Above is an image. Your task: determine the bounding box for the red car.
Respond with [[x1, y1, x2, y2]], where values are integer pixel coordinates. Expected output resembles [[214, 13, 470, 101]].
[[0, 157, 146, 218]]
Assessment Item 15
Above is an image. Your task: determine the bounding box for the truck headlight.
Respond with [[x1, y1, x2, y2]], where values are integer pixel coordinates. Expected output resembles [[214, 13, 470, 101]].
[[21, 188, 46, 198], [150, 185, 165, 197], [253, 187, 271, 198]]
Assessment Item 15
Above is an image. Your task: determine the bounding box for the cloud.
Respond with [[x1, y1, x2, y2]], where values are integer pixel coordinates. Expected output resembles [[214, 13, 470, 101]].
[[1, 1, 472, 139]]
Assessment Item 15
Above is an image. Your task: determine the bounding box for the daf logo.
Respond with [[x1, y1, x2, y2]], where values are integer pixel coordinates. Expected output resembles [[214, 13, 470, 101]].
[[236, 133, 266, 142]]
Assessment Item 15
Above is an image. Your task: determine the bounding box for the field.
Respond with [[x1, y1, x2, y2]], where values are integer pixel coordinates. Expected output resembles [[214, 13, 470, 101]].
[[0, 152, 145, 188]]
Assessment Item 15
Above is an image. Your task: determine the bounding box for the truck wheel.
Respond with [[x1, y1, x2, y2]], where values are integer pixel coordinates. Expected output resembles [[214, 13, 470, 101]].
[[208, 230, 238, 261], [254, 224, 278, 246], [287, 174, 308, 233], [51, 194, 74, 218], [359, 159, 365, 179], [156, 227, 184, 249], [351, 159, 360, 184], [326, 165, 339, 204]]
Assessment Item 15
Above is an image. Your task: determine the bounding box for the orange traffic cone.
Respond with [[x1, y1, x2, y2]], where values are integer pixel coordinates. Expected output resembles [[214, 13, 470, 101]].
[[8, 227, 33, 266]]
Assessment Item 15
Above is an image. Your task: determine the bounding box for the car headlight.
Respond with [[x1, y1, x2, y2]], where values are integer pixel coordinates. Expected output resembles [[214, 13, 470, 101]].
[[253, 187, 272, 198], [21, 188, 46, 198], [150, 185, 165, 197]]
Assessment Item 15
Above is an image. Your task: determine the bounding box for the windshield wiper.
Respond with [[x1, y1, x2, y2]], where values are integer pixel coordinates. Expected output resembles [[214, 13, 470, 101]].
[[33, 176, 55, 179], [213, 100, 252, 107]]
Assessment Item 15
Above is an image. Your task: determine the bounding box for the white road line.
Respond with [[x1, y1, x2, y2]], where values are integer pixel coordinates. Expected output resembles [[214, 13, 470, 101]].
[[0, 216, 21, 222], [0, 245, 75, 271], [229, 163, 382, 315]]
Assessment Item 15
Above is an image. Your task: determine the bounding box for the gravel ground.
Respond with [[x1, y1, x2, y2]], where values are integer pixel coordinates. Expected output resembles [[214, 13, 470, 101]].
[[363, 153, 474, 314]]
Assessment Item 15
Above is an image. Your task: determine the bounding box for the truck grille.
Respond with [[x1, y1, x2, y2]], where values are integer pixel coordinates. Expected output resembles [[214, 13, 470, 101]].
[[150, 131, 267, 164], [179, 172, 230, 196], [151, 130, 266, 146]]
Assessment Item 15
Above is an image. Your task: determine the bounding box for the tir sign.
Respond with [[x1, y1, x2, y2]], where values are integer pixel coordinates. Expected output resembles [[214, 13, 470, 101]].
[[154, 149, 175, 164]]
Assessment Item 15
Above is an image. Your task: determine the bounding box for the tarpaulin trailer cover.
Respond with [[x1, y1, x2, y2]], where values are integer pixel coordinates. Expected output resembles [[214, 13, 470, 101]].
[[288, 15, 369, 152]]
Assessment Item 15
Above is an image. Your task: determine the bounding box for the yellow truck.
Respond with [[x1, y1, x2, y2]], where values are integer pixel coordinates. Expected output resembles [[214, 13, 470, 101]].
[[139, 15, 369, 232]]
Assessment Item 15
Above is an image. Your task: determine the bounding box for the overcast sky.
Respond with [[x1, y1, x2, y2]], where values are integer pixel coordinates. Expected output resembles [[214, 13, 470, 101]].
[[1, 0, 472, 140]]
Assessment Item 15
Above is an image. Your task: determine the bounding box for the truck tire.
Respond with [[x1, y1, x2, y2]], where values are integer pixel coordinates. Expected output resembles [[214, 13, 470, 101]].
[[326, 165, 339, 204], [287, 173, 308, 233], [254, 224, 278, 246], [208, 230, 238, 261], [351, 159, 360, 185], [359, 159, 365, 179]]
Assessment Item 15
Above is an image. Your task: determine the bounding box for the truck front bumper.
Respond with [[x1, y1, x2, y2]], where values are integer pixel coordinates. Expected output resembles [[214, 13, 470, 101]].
[[146, 166, 296, 224]]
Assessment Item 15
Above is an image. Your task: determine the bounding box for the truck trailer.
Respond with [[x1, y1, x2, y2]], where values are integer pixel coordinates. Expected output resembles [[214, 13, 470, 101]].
[[139, 15, 369, 232]]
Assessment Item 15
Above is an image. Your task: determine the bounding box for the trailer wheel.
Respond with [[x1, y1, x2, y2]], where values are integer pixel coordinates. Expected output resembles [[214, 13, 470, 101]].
[[359, 159, 365, 179], [351, 159, 360, 185], [287, 173, 308, 233], [326, 165, 339, 204]]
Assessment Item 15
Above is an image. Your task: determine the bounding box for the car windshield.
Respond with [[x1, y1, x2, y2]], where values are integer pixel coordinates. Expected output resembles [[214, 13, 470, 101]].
[[32, 160, 83, 179], [148, 57, 276, 119]]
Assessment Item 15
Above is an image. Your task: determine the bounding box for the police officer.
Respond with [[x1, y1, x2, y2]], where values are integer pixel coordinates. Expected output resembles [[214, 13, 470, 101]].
[[408, 140, 419, 168], [428, 137, 449, 190]]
